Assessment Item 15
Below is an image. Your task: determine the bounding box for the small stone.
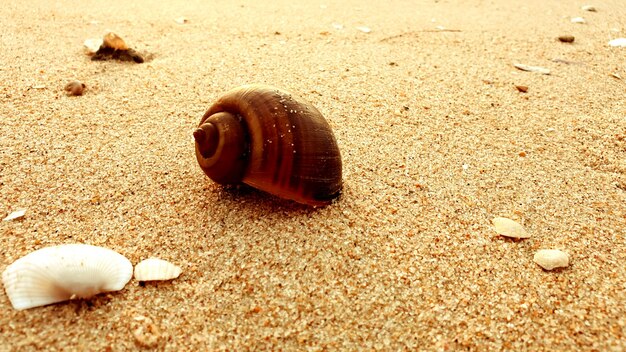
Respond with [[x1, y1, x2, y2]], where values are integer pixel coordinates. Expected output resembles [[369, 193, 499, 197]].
[[571, 17, 586, 24], [492, 217, 530, 239], [519, 151, 527, 157], [581, 5, 597, 12], [533, 249, 569, 270], [515, 85, 528, 93], [558, 35, 575, 43], [356, 26, 371, 33], [64, 81, 86, 96], [3, 209, 26, 221]]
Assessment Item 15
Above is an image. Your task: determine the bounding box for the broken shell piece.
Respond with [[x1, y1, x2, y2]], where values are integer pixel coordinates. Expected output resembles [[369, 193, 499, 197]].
[[174, 17, 188, 24], [103, 32, 129, 50], [92, 32, 144, 63], [1, 244, 132, 310], [492, 217, 530, 239], [571, 17, 586, 24], [64, 81, 86, 96], [134, 258, 181, 282], [356, 26, 371, 33], [84, 38, 103, 54], [3, 209, 26, 221], [581, 5, 596, 12], [514, 63, 550, 75], [533, 249, 569, 270], [608, 38, 626, 47]]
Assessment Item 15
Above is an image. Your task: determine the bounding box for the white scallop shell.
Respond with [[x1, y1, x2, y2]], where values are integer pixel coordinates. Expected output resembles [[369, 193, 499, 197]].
[[134, 258, 181, 282], [1, 244, 133, 310]]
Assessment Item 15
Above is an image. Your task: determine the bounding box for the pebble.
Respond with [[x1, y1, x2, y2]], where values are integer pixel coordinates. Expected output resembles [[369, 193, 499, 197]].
[[356, 26, 371, 33], [64, 81, 86, 96], [581, 5, 597, 12], [492, 217, 530, 239], [533, 249, 569, 270], [558, 35, 575, 43], [570, 17, 586, 24]]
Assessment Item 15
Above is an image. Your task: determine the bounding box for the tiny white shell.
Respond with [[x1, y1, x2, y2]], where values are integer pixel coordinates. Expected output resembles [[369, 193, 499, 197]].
[[3, 209, 26, 221], [492, 217, 530, 239], [1, 244, 132, 310], [608, 38, 626, 47], [571, 17, 586, 24], [83, 38, 103, 54], [533, 249, 570, 270], [134, 258, 181, 282]]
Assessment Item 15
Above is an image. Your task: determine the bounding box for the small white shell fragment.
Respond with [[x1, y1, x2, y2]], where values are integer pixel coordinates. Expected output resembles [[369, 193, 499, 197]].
[[571, 17, 586, 24], [533, 249, 570, 270], [84, 38, 103, 54], [174, 17, 188, 24], [1, 244, 132, 310], [514, 63, 550, 75], [3, 209, 26, 221], [608, 38, 626, 47], [492, 217, 530, 239], [581, 5, 596, 12], [134, 258, 181, 282], [356, 26, 371, 33], [332, 23, 344, 30]]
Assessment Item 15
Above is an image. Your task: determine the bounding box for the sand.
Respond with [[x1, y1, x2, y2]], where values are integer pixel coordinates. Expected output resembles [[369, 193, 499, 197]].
[[1, 0, 625, 350]]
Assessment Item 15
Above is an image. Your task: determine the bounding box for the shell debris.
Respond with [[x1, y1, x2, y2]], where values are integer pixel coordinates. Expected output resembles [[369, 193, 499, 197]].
[[83, 38, 103, 54], [134, 258, 182, 282], [570, 17, 586, 24], [533, 249, 570, 270], [3, 209, 26, 221], [608, 38, 626, 47], [581, 5, 597, 12], [514, 63, 550, 75], [1, 244, 133, 310], [492, 217, 530, 239]]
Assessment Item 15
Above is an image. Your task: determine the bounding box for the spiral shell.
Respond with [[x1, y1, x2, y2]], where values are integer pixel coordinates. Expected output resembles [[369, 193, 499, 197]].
[[194, 84, 342, 206]]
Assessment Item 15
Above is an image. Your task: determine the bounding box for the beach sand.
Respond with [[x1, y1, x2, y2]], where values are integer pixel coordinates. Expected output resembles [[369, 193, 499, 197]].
[[1, 0, 625, 350]]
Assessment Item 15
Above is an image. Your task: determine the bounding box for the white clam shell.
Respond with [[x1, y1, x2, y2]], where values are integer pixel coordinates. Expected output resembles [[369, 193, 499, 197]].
[[134, 258, 181, 282], [533, 249, 570, 270], [492, 217, 530, 239], [1, 244, 132, 310]]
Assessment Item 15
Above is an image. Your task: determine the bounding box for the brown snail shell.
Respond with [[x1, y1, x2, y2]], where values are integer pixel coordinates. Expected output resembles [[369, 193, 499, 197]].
[[193, 84, 342, 206]]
